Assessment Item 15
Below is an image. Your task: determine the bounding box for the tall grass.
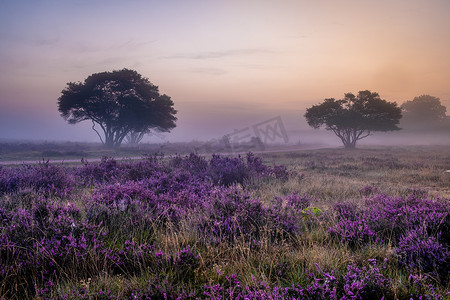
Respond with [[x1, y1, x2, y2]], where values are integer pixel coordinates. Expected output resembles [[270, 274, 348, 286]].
[[0, 147, 449, 299]]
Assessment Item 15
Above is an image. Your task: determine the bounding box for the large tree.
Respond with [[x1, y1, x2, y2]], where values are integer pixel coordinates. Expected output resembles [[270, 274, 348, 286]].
[[401, 95, 447, 129], [58, 69, 177, 147], [304, 90, 402, 149]]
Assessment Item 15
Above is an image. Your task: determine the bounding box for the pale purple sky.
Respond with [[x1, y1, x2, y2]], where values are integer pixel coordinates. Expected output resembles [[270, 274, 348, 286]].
[[1, 0, 449, 143]]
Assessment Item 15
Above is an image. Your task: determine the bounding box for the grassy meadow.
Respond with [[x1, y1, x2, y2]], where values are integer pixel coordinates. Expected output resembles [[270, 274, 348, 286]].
[[0, 145, 449, 299]]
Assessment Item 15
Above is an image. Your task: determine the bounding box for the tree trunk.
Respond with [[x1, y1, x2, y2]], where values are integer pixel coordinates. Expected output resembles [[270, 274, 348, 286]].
[[343, 142, 356, 149], [103, 128, 121, 148], [126, 131, 146, 145], [340, 129, 358, 149], [92, 122, 132, 148]]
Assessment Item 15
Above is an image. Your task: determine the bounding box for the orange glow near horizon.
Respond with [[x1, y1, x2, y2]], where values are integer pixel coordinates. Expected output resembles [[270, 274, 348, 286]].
[[1, 0, 449, 142]]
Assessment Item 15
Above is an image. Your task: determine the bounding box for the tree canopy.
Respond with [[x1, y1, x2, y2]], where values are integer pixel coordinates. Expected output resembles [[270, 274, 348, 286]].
[[401, 95, 447, 129], [304, 90, 402, 149], [58, 69, 177, 147]]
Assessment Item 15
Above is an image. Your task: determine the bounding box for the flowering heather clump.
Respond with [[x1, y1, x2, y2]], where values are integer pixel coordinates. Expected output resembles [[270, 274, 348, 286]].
[[207, 152, 290, 186], [267, 207, 300, 241], [170, 152, 209, 178], [0, 196, 105, 298], [28, 162, 75, 197], [271, 164, 290, 180], [331, 192, 449, 250], [285, 192, 311, 210], [364, 193, 449, 243], [203, 273, 243, 299], [120, 159, 167, 182], [329, 218, 377, 247], [406, 274, 446, 300], [141, 169, 204, 196], [0, 162, 74, 197], [0, 166, 18, 194], [199, 188, 305, 244], [340, 260, 389, 300], [172, 245, 200, 279], [199, 188, 269, 243], [396, 229, 449, 280], [112, 240, 163, 276], [75, 156, 122, 184], [209, 154, 249, 186], [245, 152, 268, 173], [60, 276, 197, 300], [267, 193, 312, 240], [86, 181, 182, 235], [89, 181, 157, 207], [333, 202, 360, 220], [329, 201, 377, 247], [76, 156, 172, 185], [1, 149, 448, 299], [173, 245, 200, 268], [204, 260, 389, 300]]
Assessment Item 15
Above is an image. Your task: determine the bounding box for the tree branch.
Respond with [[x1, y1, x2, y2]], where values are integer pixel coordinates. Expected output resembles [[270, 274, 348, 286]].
[[91, 120, 105, 144], [356, 130, 371, 140]]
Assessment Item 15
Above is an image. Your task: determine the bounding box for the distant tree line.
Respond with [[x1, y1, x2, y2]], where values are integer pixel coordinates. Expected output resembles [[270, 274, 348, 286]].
[[400, 95, 448, 131], [56, 69, 448, 149], [305, 91, 448, 149]]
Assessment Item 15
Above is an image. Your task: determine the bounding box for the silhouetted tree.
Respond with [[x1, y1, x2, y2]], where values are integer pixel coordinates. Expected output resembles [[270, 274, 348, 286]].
[[58, 69, 177, 147], [401, 95, 447, 129], [126, 130, 149, 145], [304, 90, 402, 149]]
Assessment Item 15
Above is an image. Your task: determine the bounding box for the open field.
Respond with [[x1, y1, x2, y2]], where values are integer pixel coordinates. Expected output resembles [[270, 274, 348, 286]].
[[0, 141, 318, 165], [0, 146, 449, 299], [0, 142, 175, 163], [258, 146, 450, 200]]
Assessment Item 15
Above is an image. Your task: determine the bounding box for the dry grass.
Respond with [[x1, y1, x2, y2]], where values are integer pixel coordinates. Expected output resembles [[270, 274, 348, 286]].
[[3, 145, 449, 298], [256, 145, 450, 200]]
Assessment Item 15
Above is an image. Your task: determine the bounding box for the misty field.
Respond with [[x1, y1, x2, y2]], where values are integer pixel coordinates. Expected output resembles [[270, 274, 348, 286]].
[[0, 146, 449, 299]]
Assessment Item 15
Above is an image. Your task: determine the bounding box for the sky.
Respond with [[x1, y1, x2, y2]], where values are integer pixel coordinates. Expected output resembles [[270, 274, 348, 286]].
[[1, 0, 450, 144]]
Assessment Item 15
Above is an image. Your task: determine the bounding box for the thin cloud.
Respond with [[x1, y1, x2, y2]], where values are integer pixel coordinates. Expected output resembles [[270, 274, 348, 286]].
[[110, 39, 156, 51], [189, 67, 227, 76], [163, 48, 274, 60], [67, 39, 156, 54], [34, 36, 60, 46], [0, 31, 61, 48], [283, 34, 308, 39]]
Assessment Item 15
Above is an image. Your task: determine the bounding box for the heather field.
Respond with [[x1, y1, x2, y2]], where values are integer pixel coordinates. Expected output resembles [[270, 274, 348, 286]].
[[0, 146, 449, 299]]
